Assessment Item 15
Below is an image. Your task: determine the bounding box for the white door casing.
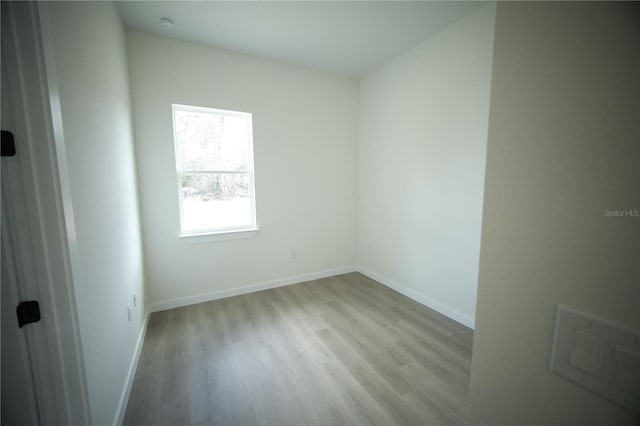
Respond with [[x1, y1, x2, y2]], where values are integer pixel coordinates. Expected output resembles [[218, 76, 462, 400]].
[[1, 2, 91, 424]]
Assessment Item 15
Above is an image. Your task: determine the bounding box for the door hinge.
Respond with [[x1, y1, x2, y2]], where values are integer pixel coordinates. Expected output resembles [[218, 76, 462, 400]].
[[17, 300, 41, 328], [1, 130, 16, 156]]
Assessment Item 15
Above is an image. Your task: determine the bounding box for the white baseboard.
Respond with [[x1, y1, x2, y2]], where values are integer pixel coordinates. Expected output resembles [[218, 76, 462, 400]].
[[113, 305, 151, 426], [356, 265, 475, 329], [149, 265, 357, 313]]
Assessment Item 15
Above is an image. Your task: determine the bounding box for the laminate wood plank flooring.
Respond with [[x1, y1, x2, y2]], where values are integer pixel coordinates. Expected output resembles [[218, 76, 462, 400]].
[[123, 272, 473, 426]]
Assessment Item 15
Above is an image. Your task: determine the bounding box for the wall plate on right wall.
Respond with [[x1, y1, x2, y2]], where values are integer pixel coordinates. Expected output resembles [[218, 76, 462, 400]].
[[550, 305, 640, 414]]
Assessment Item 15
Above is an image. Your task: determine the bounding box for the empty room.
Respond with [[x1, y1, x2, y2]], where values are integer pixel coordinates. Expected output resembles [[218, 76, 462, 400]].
[[1, 1, 638, 425]]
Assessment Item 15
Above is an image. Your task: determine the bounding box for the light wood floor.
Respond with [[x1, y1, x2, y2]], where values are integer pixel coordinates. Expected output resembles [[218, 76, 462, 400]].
[[123, 272, 473, 426]]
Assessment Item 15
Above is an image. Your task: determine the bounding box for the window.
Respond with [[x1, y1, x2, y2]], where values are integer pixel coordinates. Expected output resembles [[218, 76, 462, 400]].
[[172, 104, 257, 238]]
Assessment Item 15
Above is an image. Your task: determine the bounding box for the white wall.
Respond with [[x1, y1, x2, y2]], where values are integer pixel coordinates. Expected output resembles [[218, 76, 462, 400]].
[[44, 2, 146, 424], [126, 32, 358, 306], [470, 2, 640, 425], [356, 3, 496, 328]]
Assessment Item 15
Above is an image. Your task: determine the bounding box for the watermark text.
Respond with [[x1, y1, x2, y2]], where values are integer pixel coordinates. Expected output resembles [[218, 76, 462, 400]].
[[603, 209, 639, 217]]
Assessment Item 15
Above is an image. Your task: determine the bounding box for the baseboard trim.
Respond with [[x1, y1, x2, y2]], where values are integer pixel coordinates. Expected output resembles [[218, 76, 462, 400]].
[[356, 265, 475, 329], [149, 265, 357, 313], [113, 305, 151, 426]]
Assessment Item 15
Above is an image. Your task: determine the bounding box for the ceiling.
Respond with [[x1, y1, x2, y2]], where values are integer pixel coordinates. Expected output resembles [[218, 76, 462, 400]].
[[116, 1, 485, 78]]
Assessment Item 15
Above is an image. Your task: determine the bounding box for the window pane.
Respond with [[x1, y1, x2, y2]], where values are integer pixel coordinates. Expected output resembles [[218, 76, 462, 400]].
[[174, 109, 250, 171], [180, 173, 252, 232]]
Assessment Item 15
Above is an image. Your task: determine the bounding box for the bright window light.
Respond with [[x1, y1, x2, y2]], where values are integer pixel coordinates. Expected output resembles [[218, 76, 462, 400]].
[[172, 104, 257, 236]]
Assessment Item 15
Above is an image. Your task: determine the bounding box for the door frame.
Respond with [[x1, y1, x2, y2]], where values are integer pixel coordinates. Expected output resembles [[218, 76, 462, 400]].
[[2, 2, 91, 424]]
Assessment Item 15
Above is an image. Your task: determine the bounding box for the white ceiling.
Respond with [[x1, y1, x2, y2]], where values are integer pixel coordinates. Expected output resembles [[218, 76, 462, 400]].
[[116, 1, 485, 78]]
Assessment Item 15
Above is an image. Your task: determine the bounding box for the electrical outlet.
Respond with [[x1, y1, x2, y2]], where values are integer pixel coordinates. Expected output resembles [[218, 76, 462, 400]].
[[127, 303, 132, 322], [290, 248, 297, 259], [133, 292, 137, 308]]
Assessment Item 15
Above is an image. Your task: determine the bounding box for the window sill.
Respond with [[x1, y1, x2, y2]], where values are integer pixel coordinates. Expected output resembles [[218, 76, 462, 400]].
[[179, 228, 259, 244]]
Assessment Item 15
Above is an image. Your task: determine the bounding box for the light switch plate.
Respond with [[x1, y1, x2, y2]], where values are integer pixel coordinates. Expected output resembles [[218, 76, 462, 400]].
[[550, 305, 640, 414]]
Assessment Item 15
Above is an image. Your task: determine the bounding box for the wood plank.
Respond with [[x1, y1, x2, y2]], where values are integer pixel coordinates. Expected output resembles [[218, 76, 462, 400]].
[[123, 272, 473, 425]]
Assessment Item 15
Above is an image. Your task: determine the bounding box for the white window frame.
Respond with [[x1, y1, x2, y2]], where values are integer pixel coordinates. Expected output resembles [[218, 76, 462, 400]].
[[172, 104, 258, 242]]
